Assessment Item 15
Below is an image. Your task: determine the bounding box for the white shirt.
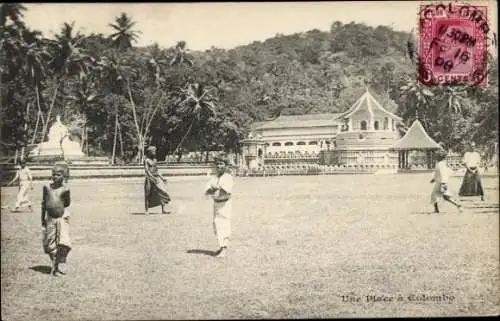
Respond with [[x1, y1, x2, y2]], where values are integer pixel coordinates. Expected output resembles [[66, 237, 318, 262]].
[[433, 160, 451, 184], [463, 151, 481, 167], [205, 173, 234, 200]]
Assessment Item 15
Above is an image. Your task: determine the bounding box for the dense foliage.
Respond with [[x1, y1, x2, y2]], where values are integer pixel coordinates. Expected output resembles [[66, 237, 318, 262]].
[[1, 4, 498, 162]]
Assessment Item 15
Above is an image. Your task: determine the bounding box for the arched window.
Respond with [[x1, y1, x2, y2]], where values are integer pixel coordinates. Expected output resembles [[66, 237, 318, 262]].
[[383, 117, 389, 130], [296, 141, 306, 145], [264, 143, 270, 147], [374, 121, 380, 130], [284, 142, 294, 146], [308, 141, 318, 145], [360, 120, 367, 130], [258, 149, 263, 157], [272, 142, 281, 146]]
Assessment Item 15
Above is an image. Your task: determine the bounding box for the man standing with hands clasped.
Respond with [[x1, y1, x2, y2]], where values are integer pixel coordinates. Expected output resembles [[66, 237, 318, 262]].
[[204, 153, 234, 258]]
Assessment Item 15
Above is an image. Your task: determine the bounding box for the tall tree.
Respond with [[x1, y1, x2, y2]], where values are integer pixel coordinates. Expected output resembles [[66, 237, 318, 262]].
[[170, 41, 194, 67], [108, 12, 140, 52], [173, 82, 218, 154], [45, 21, 93, 136], [0, 3, 26, 27]]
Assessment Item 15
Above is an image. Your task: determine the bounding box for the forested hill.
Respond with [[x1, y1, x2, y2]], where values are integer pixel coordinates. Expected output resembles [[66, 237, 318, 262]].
[[191, 22, 415, 121], [2, 4, 497, 160]]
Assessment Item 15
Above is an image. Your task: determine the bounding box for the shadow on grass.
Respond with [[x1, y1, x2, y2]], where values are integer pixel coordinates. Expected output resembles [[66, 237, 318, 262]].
[[186, 249, 218, 256], [130, 212, 170, 215], [410, 211, 433, 215], [29, 265, 52, 274]]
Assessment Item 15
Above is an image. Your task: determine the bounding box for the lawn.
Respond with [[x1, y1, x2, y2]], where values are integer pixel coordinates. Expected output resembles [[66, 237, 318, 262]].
[[1, 173, 499, 319]]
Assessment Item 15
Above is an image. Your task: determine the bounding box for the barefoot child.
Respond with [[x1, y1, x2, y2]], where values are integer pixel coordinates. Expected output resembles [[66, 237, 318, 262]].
[[7, 159, 33, 212], [204, 153, 234, 258], [41, 164, 72, 276], [430, 149, 462, 213]]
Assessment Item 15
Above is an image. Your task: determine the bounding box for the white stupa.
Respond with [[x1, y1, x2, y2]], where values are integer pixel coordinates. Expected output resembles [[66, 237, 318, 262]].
[[28, 115, 85, 160]]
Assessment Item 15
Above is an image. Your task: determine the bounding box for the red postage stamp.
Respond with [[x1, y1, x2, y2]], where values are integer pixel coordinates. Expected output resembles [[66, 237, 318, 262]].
[[418, 2, 490, 87]]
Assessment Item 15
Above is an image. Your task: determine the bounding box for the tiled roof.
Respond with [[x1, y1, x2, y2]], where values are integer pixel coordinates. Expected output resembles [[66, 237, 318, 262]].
[[255, 113, 343, 129], [340, 89, 402, 121], [392, 119, 441, 150]]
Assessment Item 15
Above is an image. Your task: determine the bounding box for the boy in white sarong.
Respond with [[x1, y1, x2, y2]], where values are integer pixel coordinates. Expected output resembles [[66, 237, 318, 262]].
[[430, 149, 462, 214], [41, 164, 72, 276], [7, 159, 33, 212], [204, 153, 234, 258]]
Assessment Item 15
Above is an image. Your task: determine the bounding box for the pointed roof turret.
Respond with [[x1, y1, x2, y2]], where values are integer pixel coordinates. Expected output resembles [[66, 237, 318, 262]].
[[336, 90, 402, 121], [392, 119, 441, 150]]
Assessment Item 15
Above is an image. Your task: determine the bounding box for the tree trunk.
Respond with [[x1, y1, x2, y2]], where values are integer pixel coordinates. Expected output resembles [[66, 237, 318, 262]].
[[30, 110, 41, 144], [173, 117, 196, 156], [20, 103, 31, 160], [117, 120, 124, 159], [85, 126, 89, 156], [40, 83, 59, 142], [111, 114, 118, 165], [60, 79, 66, 120], [126, 81, 144, 164], [35, 85, 46, 131]]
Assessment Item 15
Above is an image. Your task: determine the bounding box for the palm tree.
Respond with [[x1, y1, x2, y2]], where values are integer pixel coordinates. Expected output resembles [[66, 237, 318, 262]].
[[170, 41, 194, 67], [107, 13, 145, 163], [67, 71, 99, 152], [399, 77, 435, 125], [44, 21, 93, 136], [144, 43, 168, 88], [108, 13, 140, 52], [173, 82, 217, 155], [0, 3, 26, 27], [439, 86, 472, 115]]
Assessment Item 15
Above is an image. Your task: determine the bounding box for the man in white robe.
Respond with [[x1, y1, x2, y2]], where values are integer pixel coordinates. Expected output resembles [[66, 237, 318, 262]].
[[205, 153, 234, 258]]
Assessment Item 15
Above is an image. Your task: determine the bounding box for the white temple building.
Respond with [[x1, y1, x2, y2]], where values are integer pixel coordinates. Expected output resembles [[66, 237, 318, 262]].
[[249, 89, 404, 167]]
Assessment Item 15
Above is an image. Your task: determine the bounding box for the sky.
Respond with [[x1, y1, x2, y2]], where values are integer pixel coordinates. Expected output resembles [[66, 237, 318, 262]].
[[23, 1, 498, 51]]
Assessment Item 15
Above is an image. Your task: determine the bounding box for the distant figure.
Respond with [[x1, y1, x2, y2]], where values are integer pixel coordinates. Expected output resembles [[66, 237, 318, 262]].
[[41, 164, 72, 276], [430, 149, 462, 214], [459, 142, 485, 201], [7, 159, 33, 212], [204, 153, 234, 258], [144, 146, 171, 215]]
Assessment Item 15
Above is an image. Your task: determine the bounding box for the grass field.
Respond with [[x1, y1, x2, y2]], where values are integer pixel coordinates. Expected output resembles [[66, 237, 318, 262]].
[[1, 173, 499, 319]]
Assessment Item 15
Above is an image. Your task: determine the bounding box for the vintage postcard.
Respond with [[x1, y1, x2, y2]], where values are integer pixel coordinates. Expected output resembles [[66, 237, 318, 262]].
[[0, 1, 498, 319]]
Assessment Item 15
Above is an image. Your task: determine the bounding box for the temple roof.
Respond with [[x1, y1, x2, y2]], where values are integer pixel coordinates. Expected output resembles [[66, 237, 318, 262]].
[[392, 119, 441, 150], [339, 89, 402, 121], [255, 113, 343, 130]]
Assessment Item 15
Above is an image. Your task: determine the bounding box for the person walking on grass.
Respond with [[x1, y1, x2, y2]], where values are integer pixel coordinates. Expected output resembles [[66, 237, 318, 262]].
[[459, 142, 485, 201], [144, 146, 171, 215], [7, 159, 33, 212], [430, 149, 463, 214], [41, 164, 72, 276], [204, 153, 234, 258]]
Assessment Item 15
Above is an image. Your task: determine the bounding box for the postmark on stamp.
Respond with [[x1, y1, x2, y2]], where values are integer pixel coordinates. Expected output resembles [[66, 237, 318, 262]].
[[418, 2, 490, 87]]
